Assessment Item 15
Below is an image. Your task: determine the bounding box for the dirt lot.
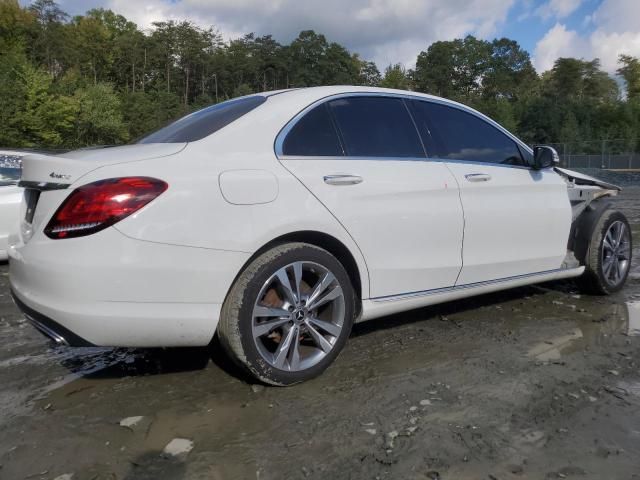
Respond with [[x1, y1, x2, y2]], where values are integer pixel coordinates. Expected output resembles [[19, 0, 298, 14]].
[[1, 173, 640, 480]]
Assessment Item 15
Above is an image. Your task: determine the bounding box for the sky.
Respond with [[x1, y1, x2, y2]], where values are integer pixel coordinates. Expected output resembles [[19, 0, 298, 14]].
[[29, 0, 640, 74]]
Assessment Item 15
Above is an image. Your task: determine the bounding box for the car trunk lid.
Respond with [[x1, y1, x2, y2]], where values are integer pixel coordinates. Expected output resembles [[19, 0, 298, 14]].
[[19, 143, 186, 189]]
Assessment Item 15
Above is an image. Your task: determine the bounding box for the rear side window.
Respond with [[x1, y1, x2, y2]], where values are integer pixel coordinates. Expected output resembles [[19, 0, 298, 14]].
[[282, 103, 343, 156], [138, 96, 267, 143], [328, 97, 425, 158], [409, 100, 525, 166]]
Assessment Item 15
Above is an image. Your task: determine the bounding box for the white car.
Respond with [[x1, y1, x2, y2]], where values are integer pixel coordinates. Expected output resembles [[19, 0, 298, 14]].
[[9, 86, 632, 385], [0, 151, 25, 260]]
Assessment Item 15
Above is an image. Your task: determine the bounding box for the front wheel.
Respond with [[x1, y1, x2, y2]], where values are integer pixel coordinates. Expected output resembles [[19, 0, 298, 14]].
[[217, 243, 355, 386], [576, 209, 632, 295]]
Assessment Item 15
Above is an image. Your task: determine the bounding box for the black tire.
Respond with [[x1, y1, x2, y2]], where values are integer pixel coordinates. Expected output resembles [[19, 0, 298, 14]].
[[575, 209, 632, 295], [217, 242, 355, 386]]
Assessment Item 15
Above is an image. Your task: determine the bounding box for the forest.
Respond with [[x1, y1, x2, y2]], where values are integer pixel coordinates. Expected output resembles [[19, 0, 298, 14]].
[[1, 0, 640, 154]]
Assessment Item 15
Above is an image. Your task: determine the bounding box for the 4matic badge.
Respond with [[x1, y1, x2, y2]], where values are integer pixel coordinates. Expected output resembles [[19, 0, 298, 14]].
[[49, 172, 71, 180]]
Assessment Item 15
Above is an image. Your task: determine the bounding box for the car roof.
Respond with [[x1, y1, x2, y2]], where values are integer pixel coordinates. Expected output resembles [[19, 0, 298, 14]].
[[262, 85, 464, 107]]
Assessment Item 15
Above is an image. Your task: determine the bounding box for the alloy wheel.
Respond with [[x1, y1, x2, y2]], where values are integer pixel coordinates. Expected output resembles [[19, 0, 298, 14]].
[[251, 261, 345, 372], [602, 220, 631, 286]]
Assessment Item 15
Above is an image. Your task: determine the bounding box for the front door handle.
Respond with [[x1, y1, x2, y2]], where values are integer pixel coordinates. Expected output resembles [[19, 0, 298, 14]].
[[323, 174, 363, 186], [465, 173, 492, 182]]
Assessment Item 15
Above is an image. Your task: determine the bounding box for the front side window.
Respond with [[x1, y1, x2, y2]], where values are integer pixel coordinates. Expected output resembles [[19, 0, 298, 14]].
[[409, 100, 525, 166], [138, 96, 267, 144], [328, 97, 425, 158], [281, 103, 343, 156]]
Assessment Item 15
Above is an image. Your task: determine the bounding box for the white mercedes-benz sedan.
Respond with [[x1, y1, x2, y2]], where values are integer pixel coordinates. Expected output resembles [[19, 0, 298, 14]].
[[10, 86, 632, 385]]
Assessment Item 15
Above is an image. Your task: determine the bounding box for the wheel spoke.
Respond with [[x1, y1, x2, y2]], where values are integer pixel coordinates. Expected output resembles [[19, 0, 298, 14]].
[[606, 229, 616, 248], [616, 223, 626, 246], [603, 255, 615, 278], [603, 236, 614, 253], [618, 243, 631, 259], [288, 326, 301, 370], [253, 305, 291, 318], [275, 268, 297, 305], [306, 272, 336, 308], [307, 284, 342, 311], [611, 256, 620, 282], [253, 317, 291, 337], [273, 325, 297, 368], [307, 317, 341, 337], [292, 262, 303, 304], [305, 322, 333, 353]]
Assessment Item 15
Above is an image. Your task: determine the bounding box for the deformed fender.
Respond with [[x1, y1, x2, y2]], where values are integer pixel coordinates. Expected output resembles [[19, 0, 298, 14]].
[[570, 199, 613, 265]]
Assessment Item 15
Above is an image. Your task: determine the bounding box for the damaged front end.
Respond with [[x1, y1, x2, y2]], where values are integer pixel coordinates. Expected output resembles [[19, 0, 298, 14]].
[[557, 167, 621, 269], [557, 167, 620, 221]]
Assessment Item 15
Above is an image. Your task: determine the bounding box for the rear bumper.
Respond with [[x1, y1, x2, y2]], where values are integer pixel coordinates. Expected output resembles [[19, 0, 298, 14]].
[[9, 227, 250, 347], [12, 291, 94, 346]]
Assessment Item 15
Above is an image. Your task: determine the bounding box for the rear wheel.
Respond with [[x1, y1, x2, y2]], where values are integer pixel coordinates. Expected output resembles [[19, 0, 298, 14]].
[[576, 209, 632, 295], [218, 243, 355, 385]]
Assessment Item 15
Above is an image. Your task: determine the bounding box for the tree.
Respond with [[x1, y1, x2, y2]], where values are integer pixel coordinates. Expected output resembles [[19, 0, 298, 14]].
[[380, 64, 410, 90], [483, 38, 538, 101], [0, 47, 74, 147], [0, 0, 35, 51], [545, 58, 618, 102], [618, 55, 640, 102], [28, 0, 68, 76], [357, 59, 381, 86], [0, 1, 638, 152], [72, 83, 128, 146], [414, 36, 491, 100]]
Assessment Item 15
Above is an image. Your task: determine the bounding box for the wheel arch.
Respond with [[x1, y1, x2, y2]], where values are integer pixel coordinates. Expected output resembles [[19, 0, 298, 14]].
[[569, 199, 613, 265], [225, 230, 365, 317]]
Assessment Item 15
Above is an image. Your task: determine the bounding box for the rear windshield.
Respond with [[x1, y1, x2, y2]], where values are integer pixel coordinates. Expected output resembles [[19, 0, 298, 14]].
[[138, 95, 267, 144]]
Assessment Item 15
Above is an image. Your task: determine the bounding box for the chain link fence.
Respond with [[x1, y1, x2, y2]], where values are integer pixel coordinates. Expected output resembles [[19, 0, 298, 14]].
[[546, 140, 640, 170]]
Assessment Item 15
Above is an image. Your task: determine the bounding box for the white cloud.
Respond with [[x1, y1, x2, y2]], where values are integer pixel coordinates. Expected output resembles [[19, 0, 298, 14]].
[[535, 0, 583, 20], [532, 23, 588, 72], [52, 0, 515, 69], [533, 0, 640, 73]]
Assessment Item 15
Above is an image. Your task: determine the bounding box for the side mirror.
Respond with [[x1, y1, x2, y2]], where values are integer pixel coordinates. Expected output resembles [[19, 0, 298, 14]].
[[532, 146, 559, 170]]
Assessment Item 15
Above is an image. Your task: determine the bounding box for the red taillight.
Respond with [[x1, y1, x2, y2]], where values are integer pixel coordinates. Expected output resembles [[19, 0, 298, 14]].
[[44, 177, 168, 239]]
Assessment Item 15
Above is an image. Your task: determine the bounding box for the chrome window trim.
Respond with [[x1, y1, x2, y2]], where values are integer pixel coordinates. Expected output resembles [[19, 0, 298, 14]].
[[278, 155, 430, 162], [274, 91, 535, 169]]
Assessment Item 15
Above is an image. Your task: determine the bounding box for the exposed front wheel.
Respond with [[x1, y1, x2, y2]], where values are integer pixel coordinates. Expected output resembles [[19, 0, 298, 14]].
[[576, 209, 632, 295], [217, 243, 355, 385]]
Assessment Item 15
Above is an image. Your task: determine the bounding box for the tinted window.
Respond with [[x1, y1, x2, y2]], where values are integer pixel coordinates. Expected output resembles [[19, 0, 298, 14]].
[[138, 96, 267, 143], [409, 100, 525, 166], [282, 103, 343, 156], [329, 97, 424, 158], [519, 145, 534, 166]]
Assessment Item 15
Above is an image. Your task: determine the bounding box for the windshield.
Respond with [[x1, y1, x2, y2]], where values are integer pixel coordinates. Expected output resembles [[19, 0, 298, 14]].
[[137, 96, 267, 144]]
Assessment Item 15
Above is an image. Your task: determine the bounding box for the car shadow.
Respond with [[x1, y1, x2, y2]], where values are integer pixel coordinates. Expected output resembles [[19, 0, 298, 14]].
[[57, 336, 254, 382], [55, 280, 575, 382]]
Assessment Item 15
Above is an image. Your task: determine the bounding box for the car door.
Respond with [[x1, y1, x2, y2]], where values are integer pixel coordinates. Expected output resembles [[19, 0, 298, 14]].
[[277, 95, 464, 299], [408, 99, 571, 286]]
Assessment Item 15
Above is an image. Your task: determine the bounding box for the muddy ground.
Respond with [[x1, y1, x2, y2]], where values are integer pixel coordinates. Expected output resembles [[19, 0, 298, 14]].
[[1, 173, 640, 480]]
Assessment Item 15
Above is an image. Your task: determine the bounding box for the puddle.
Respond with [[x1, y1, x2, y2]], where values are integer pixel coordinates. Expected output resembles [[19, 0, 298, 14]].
[[528, 301, 640, 361], [527, 328, 583, 361], [626, 301, 640, 336]]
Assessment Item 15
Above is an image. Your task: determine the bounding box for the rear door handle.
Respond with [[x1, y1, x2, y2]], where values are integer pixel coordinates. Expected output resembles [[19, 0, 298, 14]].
[[465, 173, 492, 182], [323, 174, 363, 186]]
